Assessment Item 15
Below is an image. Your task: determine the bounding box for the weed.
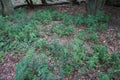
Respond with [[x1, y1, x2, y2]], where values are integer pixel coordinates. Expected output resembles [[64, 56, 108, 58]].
[[0, 16, 6, 28], [51, 11, 66, 21], [107, 53, 120, 79], [0, 51, 4, 63], [35, 10, 52, 24], [72, 38, 88, 68], [73, 13, 84, 27], [15, 49, 56, 80], [75, 30, 99, 43], [74, 30, 87, 40], [0, 19, 40, 52], [87, 53, 99, 69], [33, 39, 47, 51], [98, 73, 110, 80], [85, 12, 110, 32], [50, 23, 74, 36], [1, 8, 118, 80], [92, 45, 111, 63], [98, 23, 108, 31], [63, 64, 73, 76], [62, 14, 74, 25], [47, 41, 65, 59], [85, 15, 97, 26], [86, 24, 98, 32], [86, 32, 99, 43], [95, 11, 111, 23]]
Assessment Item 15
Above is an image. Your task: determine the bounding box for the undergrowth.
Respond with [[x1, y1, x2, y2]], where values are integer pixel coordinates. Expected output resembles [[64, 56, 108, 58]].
[[50, 23, 74, 36], [0, 9, 119, 80]]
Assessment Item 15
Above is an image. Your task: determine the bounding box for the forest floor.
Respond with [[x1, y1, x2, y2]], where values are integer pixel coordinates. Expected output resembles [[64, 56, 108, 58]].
[[0, 4, 120, 80]]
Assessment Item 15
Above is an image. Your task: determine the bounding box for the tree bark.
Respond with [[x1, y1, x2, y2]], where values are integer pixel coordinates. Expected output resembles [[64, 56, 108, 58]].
[[86, 0, 106, 15], [70, 0, 79, 5], [41, 0, 47, 5], [0, 0, 14, 16], [106, 0, 120, 7], [0, 0, 4, 15], [26, 0, 34, 8]]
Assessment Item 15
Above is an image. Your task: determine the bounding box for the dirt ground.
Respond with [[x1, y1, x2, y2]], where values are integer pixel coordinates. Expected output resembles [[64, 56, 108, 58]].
[[0, 4, 120, 80]]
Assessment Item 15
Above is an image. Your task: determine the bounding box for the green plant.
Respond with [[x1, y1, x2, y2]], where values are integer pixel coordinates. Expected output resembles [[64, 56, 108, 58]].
[[0, 18, 40, 52], [0, 16, 6, 28], [50, 23, 74, 36], [86, 32, 99, 43], [98, 73, 110, 80], [6, 24, 36, 42], [35, 10, 52, 24], [85, 15, 97, 26], [12, 8, 28, 24], [107, 53, 120, 79], [63, 64, 73, 76], [86, 24, 98, 32], [0, 51, 4, 63], [51, 11, 66, 21], [72, 38, 88, 68], [74, 30, 87, 40], [92, 45, 111, 63], [85, 12, 110, 31], [87, 53, 99, 69], [15, 49, 56, 80], [95, 11, 111, 23], [1, 7, 118, 80], [47, 41, 65, 59], [73, 13, 84, 27], [62, 14, 74, 25], [33, 39, 47, 51], [98, 23, 108, 31]]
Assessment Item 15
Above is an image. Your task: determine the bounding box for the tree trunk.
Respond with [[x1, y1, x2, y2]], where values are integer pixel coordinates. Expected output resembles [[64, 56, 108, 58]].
[[26, 0, 34, 8], [41, 0, 47, 5], [70, 0, 79, 5], [0, 0, 14, 16], [86, 0, 106, 15], [106, 0, 120, 7], [0, 0, 4, 15]]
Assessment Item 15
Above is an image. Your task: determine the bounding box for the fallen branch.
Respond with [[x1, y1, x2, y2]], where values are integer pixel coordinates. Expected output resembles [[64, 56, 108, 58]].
[[14, 2, 70, 9]]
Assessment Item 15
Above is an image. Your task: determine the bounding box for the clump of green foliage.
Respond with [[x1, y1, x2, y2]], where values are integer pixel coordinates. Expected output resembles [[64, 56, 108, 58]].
[[51, 11, 67, 21], [62, 14, 74, 25], [73, 13, 84, 27], [0, 20, 40, 52], [0, 9, 41, 53], [0, 51, 4, 63], [15, 49, 56, 80], [75, 30, 99, 43], [35, 10, 52, 24], [85, 11, 111, 31], [32, 39, 47, 52], [92, 45, 110, 63], [50, 23, 74, 36]]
